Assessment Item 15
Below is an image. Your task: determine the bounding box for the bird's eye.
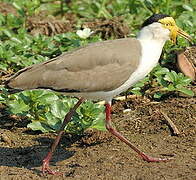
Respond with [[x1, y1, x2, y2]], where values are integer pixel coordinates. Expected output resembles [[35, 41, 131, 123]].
[[165, 23, 169, 26]]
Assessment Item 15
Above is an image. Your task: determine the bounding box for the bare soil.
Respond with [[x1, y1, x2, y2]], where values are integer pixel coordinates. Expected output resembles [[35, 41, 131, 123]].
[[0, 95, 195, 180]]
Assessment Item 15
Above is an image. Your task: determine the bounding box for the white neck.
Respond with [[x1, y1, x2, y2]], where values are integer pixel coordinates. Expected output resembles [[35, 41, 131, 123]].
[[136, 33, 166, 74], [135, 24, 169, 78], [136, 24, 168, 54], [117, 24, 169, 89], [137, 22, 170, 43]]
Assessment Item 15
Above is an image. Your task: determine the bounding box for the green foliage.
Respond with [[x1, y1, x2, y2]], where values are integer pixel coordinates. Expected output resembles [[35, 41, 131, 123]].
[[0, 12, 101, 71], [62, 0, 196, 35], [129, 77, 150, 96], [0, 0, 195, 134], [12, 0, 41, 17], [130, 65, 194, 99], [1, 89, 105, 133], [158, 70, 193, 97]]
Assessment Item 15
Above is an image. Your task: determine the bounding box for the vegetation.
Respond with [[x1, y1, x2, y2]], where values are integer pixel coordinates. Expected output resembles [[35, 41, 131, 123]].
[[0, 0, 195, 133]]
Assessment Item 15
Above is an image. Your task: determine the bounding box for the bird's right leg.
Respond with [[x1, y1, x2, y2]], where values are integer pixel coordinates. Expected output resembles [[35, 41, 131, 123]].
[[42, 98, 84, 176], [105, 103, 172, 162]]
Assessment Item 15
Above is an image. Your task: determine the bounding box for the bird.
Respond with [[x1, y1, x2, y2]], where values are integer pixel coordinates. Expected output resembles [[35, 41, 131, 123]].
[[4, 14, 192, 175]]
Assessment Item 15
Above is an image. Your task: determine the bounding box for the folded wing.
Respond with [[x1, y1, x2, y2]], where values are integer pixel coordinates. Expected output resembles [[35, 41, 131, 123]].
[[6, 38, 141, 92]]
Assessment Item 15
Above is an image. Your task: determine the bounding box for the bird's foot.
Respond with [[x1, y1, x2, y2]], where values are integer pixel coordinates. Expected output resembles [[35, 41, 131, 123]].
[[42, 160, 63, 176], [42, 153, 63, 176], [139, 152, 173, 162]]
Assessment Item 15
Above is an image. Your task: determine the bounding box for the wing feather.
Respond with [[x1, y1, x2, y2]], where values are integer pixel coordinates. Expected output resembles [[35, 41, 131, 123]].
[[7, 38, 141, 92]]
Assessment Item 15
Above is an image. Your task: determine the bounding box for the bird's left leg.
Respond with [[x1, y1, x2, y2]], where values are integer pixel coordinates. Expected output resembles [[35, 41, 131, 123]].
[[42, 98, 84, 176], [105, 103, 171, 162]]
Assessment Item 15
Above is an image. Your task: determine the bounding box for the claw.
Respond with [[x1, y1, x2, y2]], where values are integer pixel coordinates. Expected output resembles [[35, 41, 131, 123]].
[[42, 160, 63, 176], [140, 153, 173, 162], [42, 152, 63, 176]]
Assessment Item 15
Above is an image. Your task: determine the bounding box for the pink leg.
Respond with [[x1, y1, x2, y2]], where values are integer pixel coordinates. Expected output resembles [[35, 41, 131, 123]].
[[42, 98, 84, 176], [105, 103, 171, 162]]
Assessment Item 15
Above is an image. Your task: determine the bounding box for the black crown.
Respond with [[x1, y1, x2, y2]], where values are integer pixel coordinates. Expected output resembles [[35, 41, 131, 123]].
[[142, 14, 170, 28]]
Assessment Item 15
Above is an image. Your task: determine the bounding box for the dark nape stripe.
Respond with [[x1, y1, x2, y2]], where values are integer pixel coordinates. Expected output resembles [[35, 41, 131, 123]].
[[37, 86, 81, 93], [142, 14, 170, 28], [7, 88, 23, 94]]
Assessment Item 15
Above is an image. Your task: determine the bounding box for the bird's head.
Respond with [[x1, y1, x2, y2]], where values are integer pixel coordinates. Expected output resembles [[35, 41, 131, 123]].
[[141, 14, 192, 44]]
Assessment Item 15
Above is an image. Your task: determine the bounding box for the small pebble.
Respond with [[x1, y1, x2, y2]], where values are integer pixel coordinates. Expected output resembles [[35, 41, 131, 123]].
[[123, 109, 132, 113]]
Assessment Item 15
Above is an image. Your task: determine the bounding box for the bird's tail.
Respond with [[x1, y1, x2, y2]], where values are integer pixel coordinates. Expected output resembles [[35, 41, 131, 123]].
[[0, 76, 23, 94]]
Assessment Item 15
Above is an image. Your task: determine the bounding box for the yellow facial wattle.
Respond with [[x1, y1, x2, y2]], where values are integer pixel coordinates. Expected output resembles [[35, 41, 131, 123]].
[[169, 25, 179, 44], [158, 17, 192, 44]]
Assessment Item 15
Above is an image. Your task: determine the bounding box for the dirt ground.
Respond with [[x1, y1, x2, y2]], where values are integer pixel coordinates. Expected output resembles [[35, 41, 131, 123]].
[[0, 94, 195, 180]]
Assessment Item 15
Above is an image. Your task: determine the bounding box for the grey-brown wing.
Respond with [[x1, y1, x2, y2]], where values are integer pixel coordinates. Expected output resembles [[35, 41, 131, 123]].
[[7, 38, 141, 92]]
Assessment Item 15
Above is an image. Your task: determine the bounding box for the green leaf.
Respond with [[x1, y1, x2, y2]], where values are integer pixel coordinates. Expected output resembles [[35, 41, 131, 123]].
[[167, 84, 175, 91], [8, 99, 30, 114], [89, 107, 106, 131], [130, 87, 142, 96], [164, 71, 176, 83], [11, 37, 22, 44], [27, 121, 54, 133], [182, 4, 193, 12], [12, 2, 23, 11], [153, 92, 164, 99], [178, 88, 194, 96], [154, 67, 169, 75], [3, 29, 12, 37], [37, 92, 59, 103], [51, 101, 66, 119]]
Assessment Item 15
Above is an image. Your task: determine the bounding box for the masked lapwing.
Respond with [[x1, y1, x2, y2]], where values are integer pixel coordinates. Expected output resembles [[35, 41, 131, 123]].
[[5, 14, 192, 175]]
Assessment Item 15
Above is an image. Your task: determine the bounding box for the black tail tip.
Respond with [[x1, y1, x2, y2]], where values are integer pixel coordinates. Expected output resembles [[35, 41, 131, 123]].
[[0, 84, 22, 95]]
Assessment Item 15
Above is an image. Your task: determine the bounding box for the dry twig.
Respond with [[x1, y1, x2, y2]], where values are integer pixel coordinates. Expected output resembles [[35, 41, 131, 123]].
[[160, 110, 181, 136]]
